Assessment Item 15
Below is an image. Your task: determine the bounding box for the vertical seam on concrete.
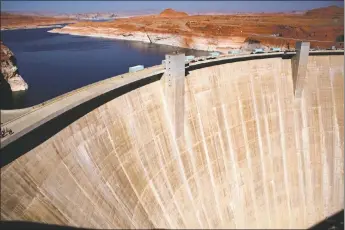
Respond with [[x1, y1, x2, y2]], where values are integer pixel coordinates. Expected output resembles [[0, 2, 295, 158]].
[[215, 105, 236, 228], [118, 95, 174, 228], [184, 78, 212, 228], [329, 63, 343, 212], [134, 123, 174, 227], [50, 143, 80, 227], [236, 80, 259, 228], [274, 59, 292, 227], [184, 119, 210, 228], [59, 157, 113, 228], [85, 109, 136, 228], [19, 193, 47, 223], [191, 68, 225, 227], [329, 67, 337, 212], [89, 110, 135, 227], [1, 161, 46, 221], [319, 111, 330, 220], [315, 63, 328, 220], [143, 89, 189, 229], [159, 82, 201, 228], [182, 86, 205, 228], [301, 90, 314, 227], [182, 138, 205, 228], [221, 104, 242, 229], [249, 67, 272, 228], [65, 134, 114, 228], [293, 100, 307, 227], [196, 111, 224, 226], [101, 113, 155, 229], [208, 103, 228, 228], [155, 143, 189, 228], [260, 82, 278, 228]]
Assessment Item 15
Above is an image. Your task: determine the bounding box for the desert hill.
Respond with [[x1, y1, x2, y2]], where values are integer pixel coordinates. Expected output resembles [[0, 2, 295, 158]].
[[0, 12, 76, 30], [305, 5, 344, 17], [159, 8, 189, 17]]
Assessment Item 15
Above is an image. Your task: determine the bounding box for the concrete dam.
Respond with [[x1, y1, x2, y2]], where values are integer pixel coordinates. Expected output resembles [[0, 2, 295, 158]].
[[0, 46, 344, 229]]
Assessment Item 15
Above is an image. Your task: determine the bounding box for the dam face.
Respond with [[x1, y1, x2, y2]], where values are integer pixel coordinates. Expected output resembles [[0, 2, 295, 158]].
[[1, 55, 344, 229]]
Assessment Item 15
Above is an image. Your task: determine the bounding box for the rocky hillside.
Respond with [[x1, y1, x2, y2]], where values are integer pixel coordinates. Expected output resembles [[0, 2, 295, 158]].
[[1, 41, 28, 91], [54, 12, 117, 20], [49, 6, 344, 51], [304, 5, 344, 18], [159, 8, 189, 17]]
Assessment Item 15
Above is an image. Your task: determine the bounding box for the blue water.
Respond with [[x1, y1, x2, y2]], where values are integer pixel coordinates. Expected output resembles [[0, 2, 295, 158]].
[[0, 27, 208, 109]]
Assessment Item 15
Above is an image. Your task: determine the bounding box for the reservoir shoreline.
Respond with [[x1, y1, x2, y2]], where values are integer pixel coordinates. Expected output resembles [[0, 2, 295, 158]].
[[0, 27, 209, 109]]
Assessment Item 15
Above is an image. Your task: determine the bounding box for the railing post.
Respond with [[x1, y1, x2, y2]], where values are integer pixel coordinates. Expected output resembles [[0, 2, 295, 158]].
[[163, 52, 185, 138], [292, 41, 310, 98]]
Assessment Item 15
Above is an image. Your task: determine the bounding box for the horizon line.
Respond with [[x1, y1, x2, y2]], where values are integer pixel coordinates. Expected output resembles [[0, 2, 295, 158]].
[[1, 4, 343, 16]]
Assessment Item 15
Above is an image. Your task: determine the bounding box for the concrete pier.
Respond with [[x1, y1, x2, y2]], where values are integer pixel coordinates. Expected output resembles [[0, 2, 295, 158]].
[[293, 41, 310, 97], [163, 52, 185, 138]]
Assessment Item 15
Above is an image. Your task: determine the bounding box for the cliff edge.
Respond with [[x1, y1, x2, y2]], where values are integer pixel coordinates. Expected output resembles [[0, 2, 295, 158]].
[[1, 41, 28, 91]]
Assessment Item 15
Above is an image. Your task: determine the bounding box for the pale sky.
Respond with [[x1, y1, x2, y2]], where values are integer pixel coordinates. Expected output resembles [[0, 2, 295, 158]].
[[1, 1, 344, 14]]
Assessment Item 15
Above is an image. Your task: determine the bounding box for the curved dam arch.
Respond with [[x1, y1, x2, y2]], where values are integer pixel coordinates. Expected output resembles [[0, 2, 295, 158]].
[[1, 51, 344, 229]]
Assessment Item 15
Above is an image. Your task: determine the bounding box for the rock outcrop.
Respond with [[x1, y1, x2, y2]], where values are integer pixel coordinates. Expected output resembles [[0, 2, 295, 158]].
[[159, 8, 188, 17], [1, 42, 28, 92]]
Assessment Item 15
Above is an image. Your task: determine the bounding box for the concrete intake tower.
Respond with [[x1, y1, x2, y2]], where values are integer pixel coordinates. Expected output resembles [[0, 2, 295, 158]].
[[1, 43, 344, 229]]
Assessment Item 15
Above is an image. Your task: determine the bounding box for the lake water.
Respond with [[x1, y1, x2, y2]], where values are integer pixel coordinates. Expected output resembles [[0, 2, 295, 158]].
[[0, 27, 208, 109]]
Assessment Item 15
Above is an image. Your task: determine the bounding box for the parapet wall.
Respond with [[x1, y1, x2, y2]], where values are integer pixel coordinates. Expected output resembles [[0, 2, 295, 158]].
[[1, 54, 344, 229]]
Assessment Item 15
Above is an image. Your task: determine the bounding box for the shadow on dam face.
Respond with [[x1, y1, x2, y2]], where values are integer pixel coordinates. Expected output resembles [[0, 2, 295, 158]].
[[1, 54, 344, 229], [1, 210, 343, 229]]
